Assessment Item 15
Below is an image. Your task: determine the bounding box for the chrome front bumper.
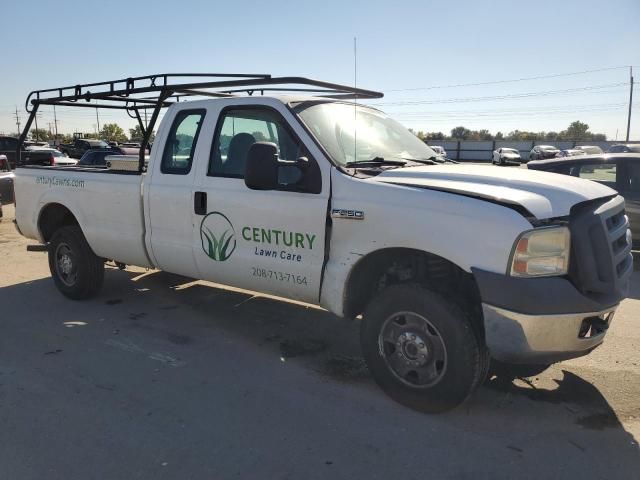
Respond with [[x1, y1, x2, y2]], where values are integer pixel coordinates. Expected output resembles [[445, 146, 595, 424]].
[[482, 303, 617, 364]]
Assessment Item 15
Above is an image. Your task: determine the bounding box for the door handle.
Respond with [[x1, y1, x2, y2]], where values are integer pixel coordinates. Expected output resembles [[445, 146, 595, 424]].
[[194, 191, 207, 215]]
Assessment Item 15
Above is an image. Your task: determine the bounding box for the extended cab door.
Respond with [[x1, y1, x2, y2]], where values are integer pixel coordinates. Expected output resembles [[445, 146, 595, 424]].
[[192, 101, 330, 303], [146, 107, 208, 277]]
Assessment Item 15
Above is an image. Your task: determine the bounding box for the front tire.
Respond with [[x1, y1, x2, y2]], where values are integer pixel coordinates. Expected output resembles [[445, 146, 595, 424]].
[[48, 225, 104, 300], [360, 284, 486, 413]]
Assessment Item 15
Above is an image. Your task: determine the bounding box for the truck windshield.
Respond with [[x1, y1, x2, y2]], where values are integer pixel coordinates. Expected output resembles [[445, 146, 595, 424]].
[[293, 101, 437, 166]]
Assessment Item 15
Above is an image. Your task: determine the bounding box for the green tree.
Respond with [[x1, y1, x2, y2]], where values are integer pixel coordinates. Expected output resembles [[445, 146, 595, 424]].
[[100, 123, 128, 142], [30, 128, 50, 141], [128, 125, 156, 143], [425, 131, 445, 140], [563, 121, 590, 140], [57, 133, 73, 144], [477, 129, 493, 141], [129, 125, 143, 142], [450, 126, 472, 140]]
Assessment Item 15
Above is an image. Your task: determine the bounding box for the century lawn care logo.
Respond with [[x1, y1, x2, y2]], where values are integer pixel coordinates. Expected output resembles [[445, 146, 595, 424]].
[[200, 212, 237, 261], [200, 211, 317, 264]]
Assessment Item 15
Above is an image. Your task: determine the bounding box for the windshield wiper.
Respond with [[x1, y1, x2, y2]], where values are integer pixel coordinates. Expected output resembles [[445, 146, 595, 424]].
[[401, 156, 439, 165], [344, 157, 407, 168]]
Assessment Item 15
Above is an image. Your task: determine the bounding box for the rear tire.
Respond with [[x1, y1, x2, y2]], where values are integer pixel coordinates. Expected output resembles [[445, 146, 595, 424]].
[[360, 284, 485, 413], [48, 225, 104, 300]]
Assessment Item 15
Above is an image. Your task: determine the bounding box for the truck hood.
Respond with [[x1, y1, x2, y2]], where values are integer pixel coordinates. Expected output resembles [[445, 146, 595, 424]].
[[371, 164, 616, 219]]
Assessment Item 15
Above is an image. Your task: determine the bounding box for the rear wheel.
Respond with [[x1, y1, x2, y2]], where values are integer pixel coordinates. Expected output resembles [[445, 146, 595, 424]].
[[360, 284, 486, 413], [48, 225, 104, 300]]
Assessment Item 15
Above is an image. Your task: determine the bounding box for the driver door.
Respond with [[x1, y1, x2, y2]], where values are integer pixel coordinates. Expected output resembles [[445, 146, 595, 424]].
[[192, 103, 330, 303]]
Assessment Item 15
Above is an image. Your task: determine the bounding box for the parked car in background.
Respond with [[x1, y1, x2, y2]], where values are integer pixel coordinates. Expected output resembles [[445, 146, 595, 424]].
[[24, 141, 50, 149], [59, 138, 110, 159], [528, 153, 640, 245], [25, 147, 78, 167], [556, 149, 587, 158], [529, 145, 560, 161], [608, 144, 640, 153], [492, 147, 521, 165], [78, 149, 117, 167], [77, 147, 140, 168], [0, 136, 56, 169], [430, 145, 447, 159], [0, 155, 15, 208], [573, 145, 604, 155]]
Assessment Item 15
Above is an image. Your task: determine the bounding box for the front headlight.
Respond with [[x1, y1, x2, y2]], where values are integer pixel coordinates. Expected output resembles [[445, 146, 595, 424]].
[[510, 226, 570, 277]]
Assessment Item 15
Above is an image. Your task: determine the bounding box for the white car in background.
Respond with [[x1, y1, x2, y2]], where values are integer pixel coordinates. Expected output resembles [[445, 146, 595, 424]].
[[492, 147, 521, 165], [430, 145, 447, 159], [573, 145, 604, 155], [25, 146, 78, 167], [556, 149, 587, 158]]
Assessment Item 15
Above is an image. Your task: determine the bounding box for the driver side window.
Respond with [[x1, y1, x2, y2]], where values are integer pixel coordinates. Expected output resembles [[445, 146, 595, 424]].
[[208, 107, 305, 182]]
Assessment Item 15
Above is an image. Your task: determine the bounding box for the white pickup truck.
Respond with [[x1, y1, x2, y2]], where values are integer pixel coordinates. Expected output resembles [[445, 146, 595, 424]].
[[13, 74, 633, 412]]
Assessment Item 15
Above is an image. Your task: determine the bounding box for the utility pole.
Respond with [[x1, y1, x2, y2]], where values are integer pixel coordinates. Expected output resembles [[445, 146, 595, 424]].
[[34, 112, 39, 141], [353, 36, 357, 162], [95, 108, 100, 137], [14, 107, 21, 137], [53, 105, 59, 143], [627, 66, 634, 142]]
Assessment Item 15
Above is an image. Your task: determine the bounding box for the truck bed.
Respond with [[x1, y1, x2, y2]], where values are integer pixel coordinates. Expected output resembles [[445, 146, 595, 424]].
[[14, 166, 151, 267]]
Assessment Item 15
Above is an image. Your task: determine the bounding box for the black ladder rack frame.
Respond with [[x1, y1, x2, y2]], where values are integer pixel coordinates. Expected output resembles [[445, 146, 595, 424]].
[[18, 73, 383, 173]]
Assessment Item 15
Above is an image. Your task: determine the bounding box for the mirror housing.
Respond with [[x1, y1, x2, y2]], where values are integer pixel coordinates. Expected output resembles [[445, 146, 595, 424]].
[[244, 142, 322, 194], [245, 142, 279, 190]]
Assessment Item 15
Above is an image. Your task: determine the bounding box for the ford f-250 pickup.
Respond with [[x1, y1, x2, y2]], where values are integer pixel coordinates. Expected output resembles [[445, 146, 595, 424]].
[[13, 74, 633, 413]]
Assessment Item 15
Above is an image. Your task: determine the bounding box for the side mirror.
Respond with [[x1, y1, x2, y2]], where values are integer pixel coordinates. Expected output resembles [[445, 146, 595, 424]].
[[244, 141, 322, 194], [245, 142, 279, 190]]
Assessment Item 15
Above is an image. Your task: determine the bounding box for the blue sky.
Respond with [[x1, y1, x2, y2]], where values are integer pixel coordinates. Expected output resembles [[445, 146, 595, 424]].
[[1, 0, 639, 139]]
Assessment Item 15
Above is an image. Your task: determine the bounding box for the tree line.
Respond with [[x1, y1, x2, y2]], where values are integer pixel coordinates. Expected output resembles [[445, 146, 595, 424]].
[[411, 121, 607, 142], [28, 124, 155, 144]]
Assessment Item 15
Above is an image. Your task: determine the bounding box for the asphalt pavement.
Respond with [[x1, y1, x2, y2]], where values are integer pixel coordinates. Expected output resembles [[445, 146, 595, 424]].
[[1, 204, 639, 480]]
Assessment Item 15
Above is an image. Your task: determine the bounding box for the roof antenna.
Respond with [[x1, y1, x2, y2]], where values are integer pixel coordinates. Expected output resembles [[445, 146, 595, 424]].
[[353, 36, 357, 163]]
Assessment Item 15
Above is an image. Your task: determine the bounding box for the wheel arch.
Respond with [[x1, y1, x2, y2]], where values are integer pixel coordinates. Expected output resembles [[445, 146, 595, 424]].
[[38, 202, 80, 243], [342, 247, 484, 338]]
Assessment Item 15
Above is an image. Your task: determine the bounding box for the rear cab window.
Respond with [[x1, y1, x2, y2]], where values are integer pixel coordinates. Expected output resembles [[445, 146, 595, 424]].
[[161, 109, 206, 174]]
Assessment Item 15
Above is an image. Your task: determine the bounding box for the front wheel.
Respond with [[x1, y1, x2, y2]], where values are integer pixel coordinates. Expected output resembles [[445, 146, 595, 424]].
[[48, 225, 104, 300], [360, 284, 486, 413]]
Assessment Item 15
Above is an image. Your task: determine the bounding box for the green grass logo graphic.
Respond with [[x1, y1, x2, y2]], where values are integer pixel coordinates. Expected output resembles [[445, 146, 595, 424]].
[[200, 212, 237, 261]]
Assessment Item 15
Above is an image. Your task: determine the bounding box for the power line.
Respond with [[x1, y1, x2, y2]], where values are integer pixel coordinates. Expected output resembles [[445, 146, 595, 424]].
[[387, 102, 628, 115], [370, 82, 629, 106], [384, 66, 630, 92]]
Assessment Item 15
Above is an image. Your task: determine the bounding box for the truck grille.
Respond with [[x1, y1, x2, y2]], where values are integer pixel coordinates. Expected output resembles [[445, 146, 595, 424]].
[[569, 195, 632, 297]]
